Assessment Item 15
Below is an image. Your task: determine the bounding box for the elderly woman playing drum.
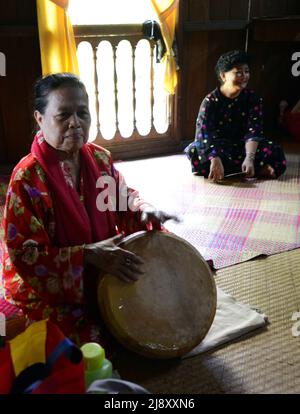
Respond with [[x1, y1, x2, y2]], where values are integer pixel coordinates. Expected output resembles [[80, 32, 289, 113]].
[[2, 73, 176, 347]]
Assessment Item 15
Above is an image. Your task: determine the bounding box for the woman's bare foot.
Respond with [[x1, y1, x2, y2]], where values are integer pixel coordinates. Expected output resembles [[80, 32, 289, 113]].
[[258, 164, 276, 179]]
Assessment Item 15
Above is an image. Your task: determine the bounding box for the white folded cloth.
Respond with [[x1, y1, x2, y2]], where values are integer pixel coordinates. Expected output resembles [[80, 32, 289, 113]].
[[185, 287, 268, 358]]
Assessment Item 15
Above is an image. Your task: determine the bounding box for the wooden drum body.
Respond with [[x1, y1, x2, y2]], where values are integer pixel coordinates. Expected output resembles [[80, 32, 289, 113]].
[[98, 231, 216, 359]]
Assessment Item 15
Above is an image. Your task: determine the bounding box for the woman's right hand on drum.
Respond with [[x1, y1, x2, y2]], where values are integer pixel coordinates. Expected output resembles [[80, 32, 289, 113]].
[[208, 157, 224, 182], [84, 234, 144, 283]]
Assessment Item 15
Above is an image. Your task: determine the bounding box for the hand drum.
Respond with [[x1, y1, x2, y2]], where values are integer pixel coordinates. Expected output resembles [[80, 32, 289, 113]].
[[98, 231, 216, 359]]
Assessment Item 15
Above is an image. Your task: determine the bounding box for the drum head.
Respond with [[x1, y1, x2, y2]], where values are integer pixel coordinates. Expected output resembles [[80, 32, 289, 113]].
[[98, 231, 216, 359]]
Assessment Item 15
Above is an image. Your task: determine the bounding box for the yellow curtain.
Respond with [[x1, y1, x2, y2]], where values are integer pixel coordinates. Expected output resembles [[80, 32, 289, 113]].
[[150, 0, 179, 95], [36, 0, 79, 75]]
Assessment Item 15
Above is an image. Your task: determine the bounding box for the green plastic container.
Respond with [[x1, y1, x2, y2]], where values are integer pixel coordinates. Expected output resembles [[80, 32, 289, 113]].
[[80, 342, 113, 388]]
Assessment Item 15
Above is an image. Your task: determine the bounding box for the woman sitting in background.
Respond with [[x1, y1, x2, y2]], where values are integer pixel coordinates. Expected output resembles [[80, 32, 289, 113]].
[[2, 73, 176, 347], [185, 50, 287, 182]]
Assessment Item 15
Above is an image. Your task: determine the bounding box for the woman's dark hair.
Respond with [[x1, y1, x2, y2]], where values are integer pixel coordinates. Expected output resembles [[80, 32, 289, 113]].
[[34, 73, 88, 114], [215, 50, 251, 83]]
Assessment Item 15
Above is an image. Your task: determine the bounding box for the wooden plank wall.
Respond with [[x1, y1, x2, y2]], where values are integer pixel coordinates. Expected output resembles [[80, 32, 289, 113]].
[[0, 0, 299, 163], [180, 0, 300, 142], [0, 0, 41, 164]]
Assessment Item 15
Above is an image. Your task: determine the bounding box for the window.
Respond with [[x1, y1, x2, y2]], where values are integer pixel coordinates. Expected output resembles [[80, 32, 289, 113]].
[[68, 0, 174, 158], [68, 0, 156, 25]]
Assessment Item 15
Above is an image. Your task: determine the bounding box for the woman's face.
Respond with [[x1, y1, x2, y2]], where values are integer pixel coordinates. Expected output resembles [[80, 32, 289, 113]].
[[34, 86, 91, 154], [220, 64, 250, 90]]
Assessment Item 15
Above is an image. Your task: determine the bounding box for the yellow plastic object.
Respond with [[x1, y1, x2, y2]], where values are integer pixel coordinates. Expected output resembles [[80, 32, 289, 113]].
[[9, 320, 47, 377]]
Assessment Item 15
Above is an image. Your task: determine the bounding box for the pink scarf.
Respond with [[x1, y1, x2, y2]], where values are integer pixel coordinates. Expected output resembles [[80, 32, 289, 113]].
[[31, 132, 116, 247]]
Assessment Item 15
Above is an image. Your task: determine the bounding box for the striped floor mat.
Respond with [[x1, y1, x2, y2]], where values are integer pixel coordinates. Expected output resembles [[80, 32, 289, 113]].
[[116, 153, 300, 269]]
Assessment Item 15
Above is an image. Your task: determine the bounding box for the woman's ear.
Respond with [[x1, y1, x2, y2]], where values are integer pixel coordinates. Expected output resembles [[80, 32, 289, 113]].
[[220, 72, 226, 83], [34, 110, 43, 128]]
